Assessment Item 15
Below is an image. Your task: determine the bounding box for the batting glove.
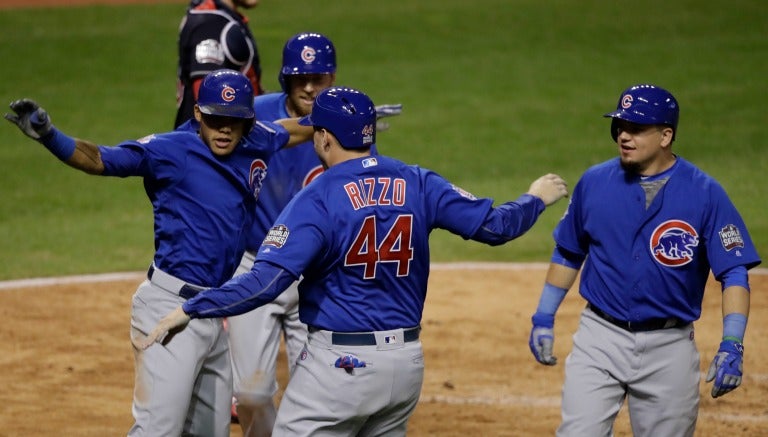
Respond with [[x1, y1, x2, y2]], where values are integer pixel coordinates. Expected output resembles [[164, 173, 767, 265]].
[[705, 339, 744, 398], [5, 99, 53, 140], [375, 103, 402, 132], [529, 313, 557, 365]]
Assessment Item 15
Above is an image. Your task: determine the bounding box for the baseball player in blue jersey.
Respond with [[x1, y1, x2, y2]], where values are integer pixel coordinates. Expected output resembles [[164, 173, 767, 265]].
[[226, 32, 402, 436], [528, 84, 762, 436], [5, 70, 311, 437], [134, 86, 568, 436]]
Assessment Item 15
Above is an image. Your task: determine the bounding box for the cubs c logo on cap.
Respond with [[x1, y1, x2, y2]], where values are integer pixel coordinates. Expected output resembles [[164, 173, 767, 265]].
[[301, 46, 316, 63], [222, 85, 236, 102], [621, 94, 633, 109], [649, 219, 699, 267]]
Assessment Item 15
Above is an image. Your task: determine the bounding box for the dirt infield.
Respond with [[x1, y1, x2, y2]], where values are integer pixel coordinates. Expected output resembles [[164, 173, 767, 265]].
[[0, 265, 766, 436]]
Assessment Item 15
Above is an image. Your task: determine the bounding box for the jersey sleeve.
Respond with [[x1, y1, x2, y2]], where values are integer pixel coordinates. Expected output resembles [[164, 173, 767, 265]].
[[552, 176, 588, 257], [703, 181, 761, 276], [99, 135, 184, 184], [255, 188, 330, 277], [246, 121, 291, 154], [424, 170, 494, 239]]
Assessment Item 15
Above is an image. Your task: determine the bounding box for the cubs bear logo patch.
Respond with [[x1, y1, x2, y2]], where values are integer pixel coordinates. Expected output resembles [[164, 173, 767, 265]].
[[249, 159, 267, 200], [649, 220, 699, 267]]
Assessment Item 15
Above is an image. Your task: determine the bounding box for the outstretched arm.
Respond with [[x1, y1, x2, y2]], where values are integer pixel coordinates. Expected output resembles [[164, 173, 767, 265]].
[[133, 261, 298, 349], [5, 99, 105, 174], [274, 117, 313, 148], [472, 173, 568, 245]]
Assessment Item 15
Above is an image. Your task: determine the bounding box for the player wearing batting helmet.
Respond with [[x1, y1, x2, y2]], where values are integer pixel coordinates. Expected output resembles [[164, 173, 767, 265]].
[[135, 86, 568, 436], [5, 69, 312, 437], [224, 33, 404, 437], [528, 84, 761, 436]]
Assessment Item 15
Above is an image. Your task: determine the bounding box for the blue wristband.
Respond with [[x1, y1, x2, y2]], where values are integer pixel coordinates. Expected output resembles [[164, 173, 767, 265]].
[[535, 282, 568, 315], [723, 313, 747, 342], [40, 128, 76, 161]]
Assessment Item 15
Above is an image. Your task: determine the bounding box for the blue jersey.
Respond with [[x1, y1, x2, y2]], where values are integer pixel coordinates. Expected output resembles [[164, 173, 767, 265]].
[[245, 92, 379, 251], [555, 157, 761, 323], [99, 121, 289, 287], [246, 92, 324, 250], [183, 155, 547, 331]]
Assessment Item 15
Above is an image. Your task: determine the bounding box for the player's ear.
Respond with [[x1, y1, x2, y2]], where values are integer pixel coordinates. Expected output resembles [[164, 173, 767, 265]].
[[193, 105, 203, 122], [659, 126, 674, 147]]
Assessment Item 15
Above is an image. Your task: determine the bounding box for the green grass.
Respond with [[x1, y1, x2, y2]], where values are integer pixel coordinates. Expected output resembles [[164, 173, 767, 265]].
[[0, 0, 766, 279]]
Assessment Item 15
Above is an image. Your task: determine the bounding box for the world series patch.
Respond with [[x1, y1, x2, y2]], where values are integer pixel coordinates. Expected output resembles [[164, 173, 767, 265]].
[[719, 224, 745, 251], [263, 224, 289, 248]]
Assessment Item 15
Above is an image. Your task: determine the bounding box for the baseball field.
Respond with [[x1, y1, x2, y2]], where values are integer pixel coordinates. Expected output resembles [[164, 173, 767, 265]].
[[0, 0, 766, 435]]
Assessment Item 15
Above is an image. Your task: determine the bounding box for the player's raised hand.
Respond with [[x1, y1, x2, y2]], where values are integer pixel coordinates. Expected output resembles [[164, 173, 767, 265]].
[[529, 313, 558, 365], [527, 173, 568, 206], [131, 307, 192, 350], [375, 103, 403, 132], [5, 98, 53, 140], [705, 339, 744, 398]]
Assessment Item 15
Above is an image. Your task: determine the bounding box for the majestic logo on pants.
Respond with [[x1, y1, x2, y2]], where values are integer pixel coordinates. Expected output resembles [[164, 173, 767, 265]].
[[650, 220, 699, 267]]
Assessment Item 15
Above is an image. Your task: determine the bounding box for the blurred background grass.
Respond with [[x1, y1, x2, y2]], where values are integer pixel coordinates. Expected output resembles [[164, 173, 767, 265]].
[[0, 0, 765, 279]]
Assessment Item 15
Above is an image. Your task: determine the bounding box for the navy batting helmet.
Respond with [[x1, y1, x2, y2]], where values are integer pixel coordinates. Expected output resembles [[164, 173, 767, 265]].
[[298, 86, 376, 149], [604, 84, 679, 141], [197, 69, 255, 119], [279, 32, 336, 92]]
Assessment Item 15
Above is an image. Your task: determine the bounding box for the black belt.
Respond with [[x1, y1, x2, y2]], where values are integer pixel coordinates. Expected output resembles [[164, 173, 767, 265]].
[[312, 326, 421, 346], [147, 265, 206, 300], [587, 303, 687, 332]]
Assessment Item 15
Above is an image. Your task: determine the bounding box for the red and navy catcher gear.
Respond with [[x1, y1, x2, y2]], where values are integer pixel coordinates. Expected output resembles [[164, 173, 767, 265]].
[[604, 84, 679, 141], [197, 69, 255, 119], [279, 32, 337, 92], [298, 86, 376, 149]]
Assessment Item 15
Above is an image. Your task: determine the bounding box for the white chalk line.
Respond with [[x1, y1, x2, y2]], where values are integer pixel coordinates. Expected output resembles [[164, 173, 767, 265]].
[[1, 263, 764, 290]]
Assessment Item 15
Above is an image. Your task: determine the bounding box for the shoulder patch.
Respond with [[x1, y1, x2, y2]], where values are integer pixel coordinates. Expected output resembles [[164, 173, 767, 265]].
[[263, 224, 289, 248], [451, 184, 477, 200], [137, 134, 156, 144], [719, 224, 745, 251], [195, 39, 225, 64]]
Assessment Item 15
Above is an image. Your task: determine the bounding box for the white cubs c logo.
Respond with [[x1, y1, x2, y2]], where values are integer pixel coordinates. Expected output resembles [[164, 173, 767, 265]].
[[221, 85, 236, 102], [649, 220, 699, 267], [621, 94, 633, 109], [301, 47, 316, 63]]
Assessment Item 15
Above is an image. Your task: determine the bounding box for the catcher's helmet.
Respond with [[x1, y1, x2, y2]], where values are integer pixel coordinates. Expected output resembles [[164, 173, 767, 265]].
[[603, 84, 679, 141], [279, 32, 337, 92], [298, 86, 376, 149], [197, 69, 255, 119]]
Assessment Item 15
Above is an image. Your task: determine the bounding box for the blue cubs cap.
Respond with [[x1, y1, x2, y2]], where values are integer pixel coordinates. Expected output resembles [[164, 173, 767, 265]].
[[197, 69, 255, 119], [604, 84, 679, 141], [298, 86, 376, 149]]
